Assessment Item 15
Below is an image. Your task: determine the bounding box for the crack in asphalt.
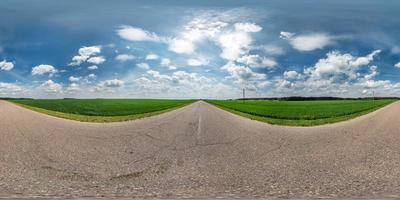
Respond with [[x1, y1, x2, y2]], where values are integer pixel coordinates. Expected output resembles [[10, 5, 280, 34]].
[[1, 100, 400, 198]]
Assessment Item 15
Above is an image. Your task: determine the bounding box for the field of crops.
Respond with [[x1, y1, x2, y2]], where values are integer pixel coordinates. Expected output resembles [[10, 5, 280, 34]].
[[208, 99, 396, 126], [11, 99, 194, 122]]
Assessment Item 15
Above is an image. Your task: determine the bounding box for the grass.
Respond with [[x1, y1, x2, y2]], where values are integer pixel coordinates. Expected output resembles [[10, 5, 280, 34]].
[[207, 99, 397, 126], [11, 99, 194, 122]]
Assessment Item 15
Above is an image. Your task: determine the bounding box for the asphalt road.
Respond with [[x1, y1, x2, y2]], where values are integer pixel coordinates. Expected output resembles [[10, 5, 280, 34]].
[[1, 100, 400, 199]]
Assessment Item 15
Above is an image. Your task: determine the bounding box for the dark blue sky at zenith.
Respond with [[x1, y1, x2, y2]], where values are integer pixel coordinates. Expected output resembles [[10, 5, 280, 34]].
[[0, 0, 399, 99]]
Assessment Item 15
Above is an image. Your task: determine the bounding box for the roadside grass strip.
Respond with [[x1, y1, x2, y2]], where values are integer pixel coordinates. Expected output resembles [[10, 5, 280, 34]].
[[208, 99, 396, 126]]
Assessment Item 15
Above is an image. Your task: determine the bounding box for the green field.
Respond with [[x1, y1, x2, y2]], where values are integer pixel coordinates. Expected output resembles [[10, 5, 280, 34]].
[[208, 99, 396, 126], [11, 99, 194, 122]]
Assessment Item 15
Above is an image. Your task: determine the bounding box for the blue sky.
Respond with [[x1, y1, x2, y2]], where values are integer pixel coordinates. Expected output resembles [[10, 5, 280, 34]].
[[1, 0, 400, 99]]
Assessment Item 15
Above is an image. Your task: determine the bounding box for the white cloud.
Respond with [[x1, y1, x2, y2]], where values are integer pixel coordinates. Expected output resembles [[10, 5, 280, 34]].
[[280, 32, 336, 51], [87, 56, 106, 65], [136, 62, 150, 70], [70, 55, 88, 66], [69, 46, 101, 66], [0, 82, 23, 94], [279, 32, 295, 40], [0, 60, 14, 71], [41, 80, 62, 93], [218, 32, 252, 61], [168, 38, 195, 54], [394, 62, 400, 68], [306, 50, 380, 81], [32, 64, 57, 76], [128, 68, 235, 99], [87, 74, 96, 79], [187, 58, 209, 66], [160, 58, 175, 70], [271, 50, 395, 97], [101, 79, 124, 88], [360, 79, 392, 89], [351, 50, 381, 66], [69, 76, 80, 82], [183, 13, 229, 41], [165, 12, 229, 55], [165, 10, 262, 58], [237, 54, 277, 68], [234, 22, 262, 33], [221, 62, 266, 91], [66, 83, 81, 92], [168, 66, 177, 70], [364, 65, 378, 80], [88, 65, 98, 70], [78, 46, 101, 56], [117, 25, 160, 42], [147, 70, 172, 81], [145, 54, 159, 60], [115, 54, 135, 62], [283, 70, 301, 80], [276, 79, 296, 90]]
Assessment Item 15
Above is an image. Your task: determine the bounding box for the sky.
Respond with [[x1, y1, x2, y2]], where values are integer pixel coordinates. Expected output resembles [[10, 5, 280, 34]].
[[1, 0, 400, 99]]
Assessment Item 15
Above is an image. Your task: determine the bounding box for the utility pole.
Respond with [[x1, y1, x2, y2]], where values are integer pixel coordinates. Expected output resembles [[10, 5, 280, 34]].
[[373, 90, 375, 107], [243, 88, 245, 103]]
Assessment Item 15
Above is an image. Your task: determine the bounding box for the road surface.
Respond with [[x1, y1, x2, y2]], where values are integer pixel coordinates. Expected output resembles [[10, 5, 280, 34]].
[[1, 100, 400, 199]]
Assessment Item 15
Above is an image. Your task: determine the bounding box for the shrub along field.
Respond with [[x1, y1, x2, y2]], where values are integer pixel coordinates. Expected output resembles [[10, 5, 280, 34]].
[[208, 99, 396, 126], [11, 99, 194, 122]]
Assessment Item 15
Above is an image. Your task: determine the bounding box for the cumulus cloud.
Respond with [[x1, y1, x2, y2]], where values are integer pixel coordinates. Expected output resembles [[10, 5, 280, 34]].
[[165, 12, 229, 55], [395, 62, 400, 68], [41, 80, 62, 93], [117, 26, 160, 42], [305, 50, 380, 81], [32, 64, 57, 76], [283, 70, 301, 80], [87, 56, 106, 65], [69, 46, 101, 66], [66, 83, 81, 92], [221, 62, 267, 91], [234, 22, 262, 33], [115, 54, 135, 62], [163, 10, 262, 58], [101, 79, 124, 88], [129, 68, 235, 99], [69, 76, 80, 82], [168, 38, 195, 54], [280, 32, 336, 51], [159, 58, 176, 70], [145, 53, 159, 60], [187, 58, 209, 66], [0, 60, 14, 71], [364, 65, 378, 80], [87, 74, 96, 79], [136, 62, 150, 69], [236, 54, 277, 68], [88, 65, 98, 70], [160, 58, 171, 66], [218, 32, 253, 60], [273, 50, 393, 97], [79, 46, 101, 56], [0, 82, 23, 94], [115, 10, 268, 78], [147, 70, 172, 81]]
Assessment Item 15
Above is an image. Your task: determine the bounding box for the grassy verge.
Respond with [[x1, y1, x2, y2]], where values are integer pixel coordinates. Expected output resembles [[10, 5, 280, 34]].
[[209, 100, 396, 126], [12, 101, 192, 123]]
